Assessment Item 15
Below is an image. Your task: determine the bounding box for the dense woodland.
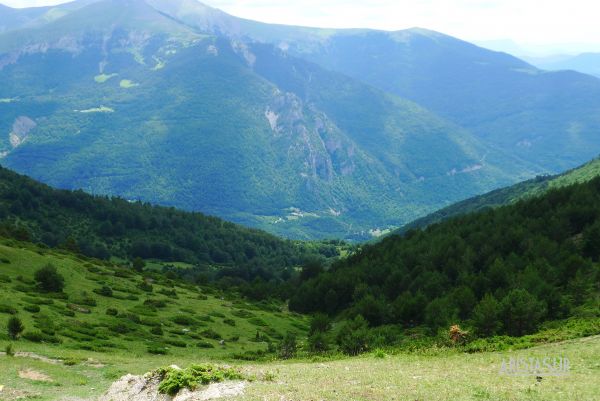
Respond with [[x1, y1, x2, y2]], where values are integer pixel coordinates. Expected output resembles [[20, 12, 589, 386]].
[[2, 163, 600, 340], [0, 166, 337, 282], [290, 178, 600, 336]]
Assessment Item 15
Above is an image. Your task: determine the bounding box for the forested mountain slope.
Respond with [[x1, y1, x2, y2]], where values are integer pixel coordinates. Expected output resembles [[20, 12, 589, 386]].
[[291, 178, 600, 336], [0, 166, 332, 280]]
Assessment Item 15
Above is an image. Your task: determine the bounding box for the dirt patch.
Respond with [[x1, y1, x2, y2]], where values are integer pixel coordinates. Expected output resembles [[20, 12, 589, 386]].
[[0, 351, 62, 364], [18, 368, 53, 382], [83, 358, 106, 368], [0, 386, 39, 400], [17, 351, 62, 364]]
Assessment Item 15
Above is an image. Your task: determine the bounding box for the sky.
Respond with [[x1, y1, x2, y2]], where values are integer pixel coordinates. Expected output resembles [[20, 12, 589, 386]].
[[3, 0, 600, 55]]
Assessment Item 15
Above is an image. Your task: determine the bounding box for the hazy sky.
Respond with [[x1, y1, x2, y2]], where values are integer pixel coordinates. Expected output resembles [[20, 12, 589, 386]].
[[3, 0, 600, 55]]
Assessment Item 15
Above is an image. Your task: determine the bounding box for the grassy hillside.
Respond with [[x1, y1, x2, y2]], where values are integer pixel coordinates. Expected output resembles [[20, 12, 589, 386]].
[[399, 157, 600, 233], [0, 237, 307, 360]]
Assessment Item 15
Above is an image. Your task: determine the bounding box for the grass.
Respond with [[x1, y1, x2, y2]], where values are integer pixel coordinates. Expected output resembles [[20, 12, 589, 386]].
[[0, 238, 597, 400], [0, 238, 307, 361], [0, 334, 597, 400]]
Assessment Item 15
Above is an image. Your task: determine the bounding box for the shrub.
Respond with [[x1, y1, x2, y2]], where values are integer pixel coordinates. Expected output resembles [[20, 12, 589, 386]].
[[248, 317, 268, 327], [164, 339, 187, 348], [24, 305, 40, 313], [150, 326, 163, 336], [157, 364, 244, 396], [309, 313, 331, 335], [278, 332, 297, 359], [34, 264, 65, 293], [123, 313, 141, 324], [106, 308, 118, 316], [336, 315, 370, 356], [132, 257, 145, 272], [22, 331, 60, 343], [158, 288, 177, 297], [307, 331, 329, 353], [449, 325, 469, 345], [373, 348, 387, 358], [144, 299, 167, 308], [172, 315, 195, 326], [0, 304, 17, 315], [94, 286, 113, 297], [138, 281, 153, 293], [200, 329, 222, 340], [5, 343, 14, 356], [197, 341, 215, 348], [148, 345, 168, 355], [209, 311, 225, 318], [7, 316, 24, 340], [0, 274, 11, 283], [232, 309, 254, 318]]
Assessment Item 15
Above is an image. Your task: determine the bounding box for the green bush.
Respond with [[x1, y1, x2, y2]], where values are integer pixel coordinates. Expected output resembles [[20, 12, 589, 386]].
[[232, 309, 254, 318], [278, 332, 297, 359], [7, 316, 24, 340], [24, 305, 40, 313], [336, 315, 370, 356], [172, 315, 195, 326], [157, 364, 244, 396], [0, 274, 11, 283], [209, 311, 225, 318], [5, 343, 14, 356], [164, 339, 187, 348], [34, 264, 65, 293], [158, 288, 177, 297], [0, 304, 17, 315], [148, 345, 168, 355], [94, 286, 113, 297], [150, 326, 163, 336], [308, 331, 329, 353], [309, 313, 331, 335], [197, 341, 215, 348], [223, 318, 236, 326], [200, 329, 222, 340], [248, 317, 268, 326], [22, 331, 60, 343], [144, 299, 167, 308], [106, 308, 118, 316], [138, 281, 153, 293]]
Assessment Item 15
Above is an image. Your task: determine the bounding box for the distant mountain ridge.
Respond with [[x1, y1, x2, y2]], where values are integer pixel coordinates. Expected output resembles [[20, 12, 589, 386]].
[[396, 157, 600, 234], [1, 0, 599, 239]]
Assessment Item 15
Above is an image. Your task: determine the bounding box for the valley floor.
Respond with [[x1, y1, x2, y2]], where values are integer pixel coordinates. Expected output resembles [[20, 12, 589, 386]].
[[1, 335, 598, 401]]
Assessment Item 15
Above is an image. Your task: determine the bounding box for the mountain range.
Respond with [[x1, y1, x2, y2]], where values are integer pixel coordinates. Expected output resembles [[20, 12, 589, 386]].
[[396, 156, 600, 234], [528, 52, 600, 78], [1, 0, 600, 239]]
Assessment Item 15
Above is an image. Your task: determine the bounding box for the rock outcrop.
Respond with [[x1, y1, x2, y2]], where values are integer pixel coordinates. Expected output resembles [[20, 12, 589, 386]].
[[98, 371, 246, 401]]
